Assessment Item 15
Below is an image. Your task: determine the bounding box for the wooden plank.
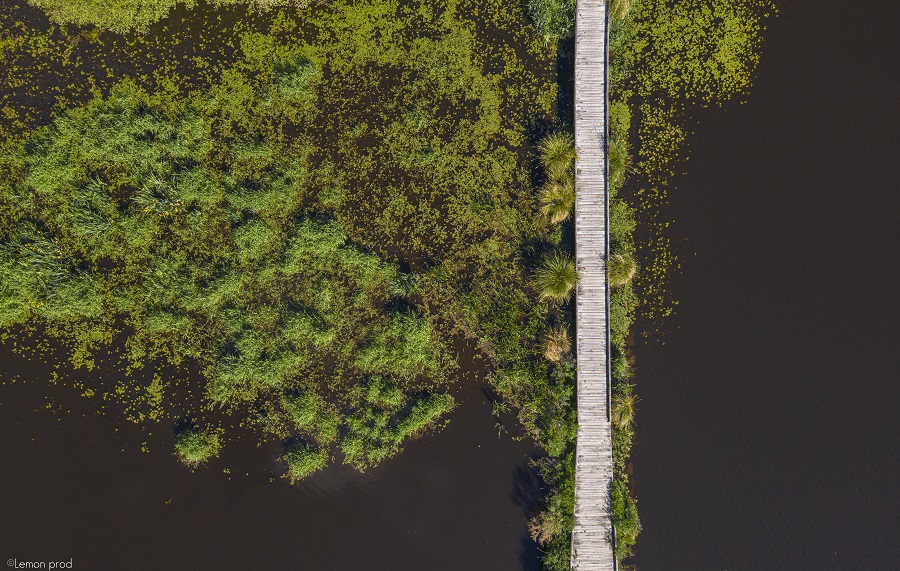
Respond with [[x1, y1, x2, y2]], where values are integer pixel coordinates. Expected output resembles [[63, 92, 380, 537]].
[[570, 0, 615, 570]]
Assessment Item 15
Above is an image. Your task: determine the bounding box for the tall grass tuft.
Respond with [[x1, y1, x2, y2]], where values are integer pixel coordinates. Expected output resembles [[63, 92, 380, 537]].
[[539, 176, 576, 224], [608, 138, 632, 193], [539, 132, 576, 179], [534, 252, 579, 303], [543, 325, 571, 362], [611, 392, 637, 429], [608, 251, 637, 287]]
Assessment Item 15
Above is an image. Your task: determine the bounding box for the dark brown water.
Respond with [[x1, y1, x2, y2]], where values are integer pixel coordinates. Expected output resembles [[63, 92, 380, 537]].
[[0, 342, 543, 570], [632, 0, 900, 568]]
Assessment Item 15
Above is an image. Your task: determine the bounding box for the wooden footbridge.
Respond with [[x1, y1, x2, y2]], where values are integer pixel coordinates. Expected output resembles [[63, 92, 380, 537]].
[[571, 0, 615, 569]]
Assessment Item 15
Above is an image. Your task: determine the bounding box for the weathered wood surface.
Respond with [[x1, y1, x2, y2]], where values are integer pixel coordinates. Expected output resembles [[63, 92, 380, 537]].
[[571, 0, 615, 569]]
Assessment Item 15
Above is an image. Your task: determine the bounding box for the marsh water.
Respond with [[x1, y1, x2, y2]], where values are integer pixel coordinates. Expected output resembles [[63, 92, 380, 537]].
[[632, 0, 900, 568], [3, 0, 899, 570], [0, 341, 543, 570]]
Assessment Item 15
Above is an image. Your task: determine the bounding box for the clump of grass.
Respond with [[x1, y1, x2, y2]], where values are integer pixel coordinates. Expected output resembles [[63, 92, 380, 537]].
[[534, 252, 579, 303], [608, 251, 637, 287], [341, 379, 455, 470], [543, 325, 571, 362], [284, 391, 341, 445], [611, 392, 637, 429], [284, 443, 328, 483], [539, 176, 575, 224], [174, 427, 221, 468], [609, 138, 632, 193], [274, 56, 320, 100], [539, 132, 576, 179], [610, 0, 632, 21], [537, 132, 576, 225], [527, 0, 577, 43]]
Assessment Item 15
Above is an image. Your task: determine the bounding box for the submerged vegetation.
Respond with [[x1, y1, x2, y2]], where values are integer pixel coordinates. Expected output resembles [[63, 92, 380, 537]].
[[0, 0, 772, 566]]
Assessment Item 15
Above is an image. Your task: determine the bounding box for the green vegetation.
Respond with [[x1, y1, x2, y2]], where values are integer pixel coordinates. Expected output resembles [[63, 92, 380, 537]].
[[537, 132, 576, 225], [542, 325, 571, 363], [609, 252, 638, 287], [175, 426, 221, 467], [525, 0, 772, 567], [284, 443, 328, 482], [0, 0, 772, 566], [0, 0, 557, 484], [28, 0, 301, 33], [534, 252, 579, 303], [527, 0, 576, 42]]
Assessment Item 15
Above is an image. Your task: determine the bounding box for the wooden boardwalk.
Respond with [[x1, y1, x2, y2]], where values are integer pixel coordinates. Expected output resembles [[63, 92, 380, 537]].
[[571, 0, 615, 570]]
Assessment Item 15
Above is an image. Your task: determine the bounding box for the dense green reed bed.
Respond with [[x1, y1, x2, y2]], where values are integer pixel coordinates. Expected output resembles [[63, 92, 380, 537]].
[[0, 0, 558, 477], [0, 0, 771, 567]]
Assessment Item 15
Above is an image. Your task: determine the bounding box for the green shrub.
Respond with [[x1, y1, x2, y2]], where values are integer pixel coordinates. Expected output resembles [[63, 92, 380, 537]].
[[612, 478, 641, 560], [610, 283, 637, 353], [609, 198, 637, 249]]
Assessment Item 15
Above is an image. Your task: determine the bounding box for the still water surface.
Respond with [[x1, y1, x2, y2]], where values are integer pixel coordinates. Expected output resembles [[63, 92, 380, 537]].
[[0, 343, 542, 570], [632, 0, 900, 568]]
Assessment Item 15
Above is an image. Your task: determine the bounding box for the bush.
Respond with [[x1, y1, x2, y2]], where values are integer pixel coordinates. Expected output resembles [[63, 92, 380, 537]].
[[612, 478, 641, 560]]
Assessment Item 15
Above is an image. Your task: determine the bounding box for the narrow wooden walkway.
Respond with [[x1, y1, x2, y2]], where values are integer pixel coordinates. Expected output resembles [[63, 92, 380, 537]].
[[571, 0, 615, 569]]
